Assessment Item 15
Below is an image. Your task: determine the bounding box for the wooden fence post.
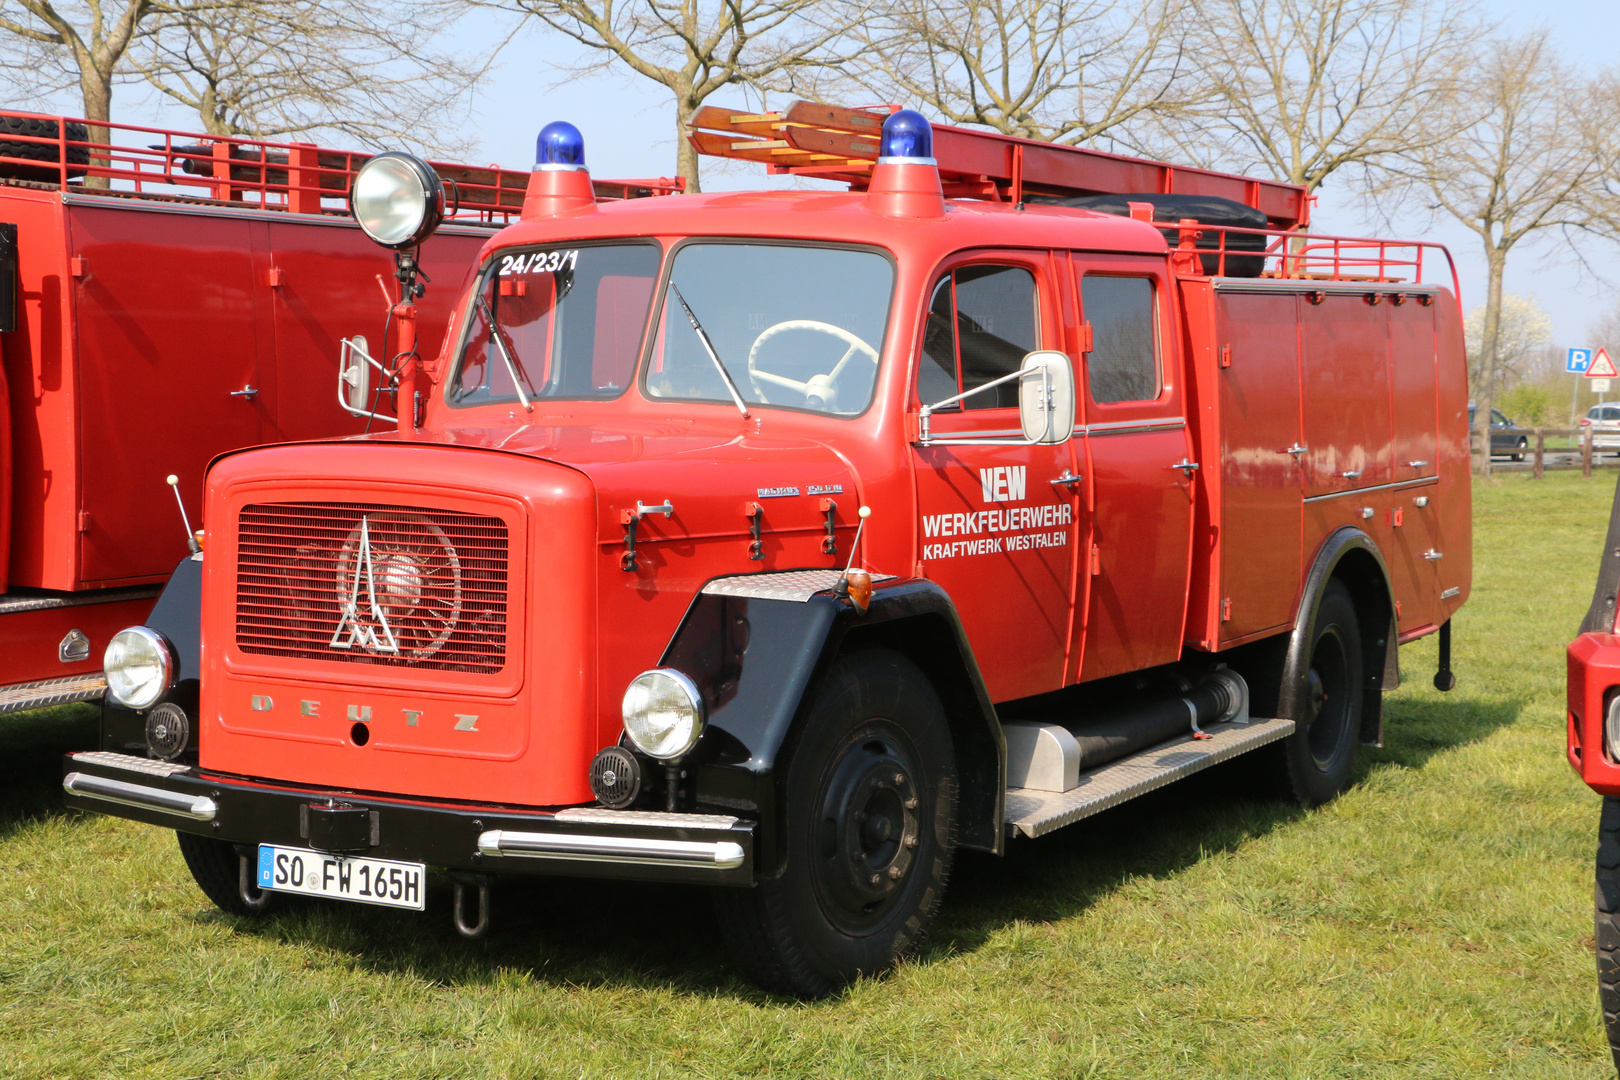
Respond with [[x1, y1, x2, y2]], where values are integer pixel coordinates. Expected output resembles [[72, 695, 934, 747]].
[[1534, 428, 1544, 479], [1585, 427, 1594, 477]]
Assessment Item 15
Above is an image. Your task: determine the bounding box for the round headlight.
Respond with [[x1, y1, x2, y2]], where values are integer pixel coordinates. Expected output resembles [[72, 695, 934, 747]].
[[621, 669, 705, 760], [104, 627, 175, 710], [350, 152, 445, 249]]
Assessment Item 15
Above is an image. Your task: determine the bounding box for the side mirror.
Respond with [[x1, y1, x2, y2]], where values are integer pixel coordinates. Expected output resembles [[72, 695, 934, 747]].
[[337, 335, 391, 421], [1018, 350, 1075, 444]]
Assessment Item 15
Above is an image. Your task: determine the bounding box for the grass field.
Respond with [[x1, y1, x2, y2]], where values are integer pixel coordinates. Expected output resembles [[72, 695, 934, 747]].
[[1, 472, 1615, 1078]]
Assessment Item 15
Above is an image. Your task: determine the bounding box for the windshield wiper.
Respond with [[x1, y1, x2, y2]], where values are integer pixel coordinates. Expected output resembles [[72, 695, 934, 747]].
[[475, 295, 534, 413], [668, 284, 749, 418]]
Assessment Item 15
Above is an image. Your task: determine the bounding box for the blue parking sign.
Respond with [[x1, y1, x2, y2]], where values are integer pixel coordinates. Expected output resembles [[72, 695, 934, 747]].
[[1570, 347, 1595, 373]]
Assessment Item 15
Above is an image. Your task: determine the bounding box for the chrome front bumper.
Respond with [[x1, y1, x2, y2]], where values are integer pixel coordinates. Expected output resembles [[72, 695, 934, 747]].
[[61, 751, 755, 885]]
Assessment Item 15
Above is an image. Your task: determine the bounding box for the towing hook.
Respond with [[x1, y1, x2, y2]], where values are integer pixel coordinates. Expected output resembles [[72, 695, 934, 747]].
[[450, 872, 492, 940], [237, 852, 273, 913]]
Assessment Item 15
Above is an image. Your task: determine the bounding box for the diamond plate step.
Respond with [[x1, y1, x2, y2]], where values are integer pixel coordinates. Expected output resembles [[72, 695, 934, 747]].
[[1004, 717, 1295, 838], [0, 672, 107, 715]]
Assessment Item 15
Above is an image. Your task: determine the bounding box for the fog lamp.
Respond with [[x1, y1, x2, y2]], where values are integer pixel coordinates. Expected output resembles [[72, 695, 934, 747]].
[[104, 626, 174, 710], [350, 151, 445, 249], [621, 669, 705, 760]]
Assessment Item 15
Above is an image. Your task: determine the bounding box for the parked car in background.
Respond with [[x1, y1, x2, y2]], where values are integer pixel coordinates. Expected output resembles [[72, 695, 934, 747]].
[[1469, 405, 1528, 460], [1582, 404, 1620, 453]]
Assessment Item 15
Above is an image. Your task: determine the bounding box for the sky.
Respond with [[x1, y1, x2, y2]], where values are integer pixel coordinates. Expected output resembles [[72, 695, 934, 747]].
[[18, 0, 1620, 363]]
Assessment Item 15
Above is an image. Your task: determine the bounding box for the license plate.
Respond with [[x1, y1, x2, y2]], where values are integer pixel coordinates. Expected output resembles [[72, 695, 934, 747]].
[[256, 845, 425, 910]]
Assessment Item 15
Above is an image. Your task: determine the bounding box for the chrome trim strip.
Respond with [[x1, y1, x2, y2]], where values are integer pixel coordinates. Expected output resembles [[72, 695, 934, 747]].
[[1441, 587, 1461, 599], [1303, 476, 1437, 503], [62, 772, 217, 821], [61, 190, 499, 235], [552, 807, 740, 829], [0, 672, 107, 715], [69, 750, 191, 777], [477, 829, 745, 869], [0, 585, 160, 615], [703, 568, 896, 603], [1212, 280, 1443, 296], [1082, 418, 1186, 436]]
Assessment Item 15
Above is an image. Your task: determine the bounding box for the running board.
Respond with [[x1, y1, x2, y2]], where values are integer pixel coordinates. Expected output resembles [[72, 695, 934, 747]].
[[0, 672, 107, 715], [1003, 717, 1295, 838]]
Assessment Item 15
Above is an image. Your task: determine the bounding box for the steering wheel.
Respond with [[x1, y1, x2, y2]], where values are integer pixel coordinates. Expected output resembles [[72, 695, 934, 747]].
[[746, 320, 879, 412]]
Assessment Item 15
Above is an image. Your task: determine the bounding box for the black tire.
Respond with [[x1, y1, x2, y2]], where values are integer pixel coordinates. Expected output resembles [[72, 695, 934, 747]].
[[1596, 797, 1620, 1072], [175, 831, 276, 918], [713, 647, 957, 998], [1511, 437, 1527, 463], [1279, 579, 1363, 806], [0, 114, 88, 182]]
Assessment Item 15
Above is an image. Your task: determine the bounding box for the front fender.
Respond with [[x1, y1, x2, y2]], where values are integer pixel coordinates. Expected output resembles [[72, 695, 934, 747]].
[[101, 555, 202, 757], [663, 575, 1004, 878]]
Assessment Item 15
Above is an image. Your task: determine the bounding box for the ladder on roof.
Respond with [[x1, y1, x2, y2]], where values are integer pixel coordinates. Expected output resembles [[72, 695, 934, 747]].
[[688, 100, 1310, 230]]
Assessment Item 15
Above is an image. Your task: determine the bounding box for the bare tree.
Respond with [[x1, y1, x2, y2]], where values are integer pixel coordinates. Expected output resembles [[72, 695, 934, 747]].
[[1162, 0, 1484, 192], [838, 0, 1195, 148], [1388, 33, 1620, 475], [133, 0, 483, 156], [0, 0, 163, 184], [467, 0, 856, 190]]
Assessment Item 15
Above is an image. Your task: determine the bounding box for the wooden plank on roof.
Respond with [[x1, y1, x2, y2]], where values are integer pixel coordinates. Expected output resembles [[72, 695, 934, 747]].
[[781, 101, 886, 134], [784, 126, 882, 159]]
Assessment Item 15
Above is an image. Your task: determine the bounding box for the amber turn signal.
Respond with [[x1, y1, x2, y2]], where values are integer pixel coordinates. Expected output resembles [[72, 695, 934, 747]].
[[841, 568, 873, 613]]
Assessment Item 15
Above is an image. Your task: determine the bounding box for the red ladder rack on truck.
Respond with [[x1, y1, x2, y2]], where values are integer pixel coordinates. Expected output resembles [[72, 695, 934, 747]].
[[63, 104, 1468, 999], [0, 112, 679, 714]]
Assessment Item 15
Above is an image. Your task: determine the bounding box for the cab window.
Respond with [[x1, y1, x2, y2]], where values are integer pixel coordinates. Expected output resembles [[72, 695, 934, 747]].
[[1081, 275, 1158, 403], [916, 265, 1039, 410]]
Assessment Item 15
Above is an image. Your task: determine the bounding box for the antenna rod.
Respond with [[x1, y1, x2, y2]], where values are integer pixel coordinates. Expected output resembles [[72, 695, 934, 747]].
[[167, 475, 201, 555], [844, 505, 871, 573]]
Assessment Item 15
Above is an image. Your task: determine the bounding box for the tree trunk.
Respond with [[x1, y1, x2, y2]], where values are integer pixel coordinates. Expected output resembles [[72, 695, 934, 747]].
[[78, 66, 113, 190], [1474, 250, 1507, 477], [675, 94, 701, 193]]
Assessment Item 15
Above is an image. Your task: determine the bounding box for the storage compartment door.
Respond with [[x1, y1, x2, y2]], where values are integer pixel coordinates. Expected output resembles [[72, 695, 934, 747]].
[[1216, 290, 1302, 642], [69, 204, 266, 585], [1299, 294, 1394, 496]]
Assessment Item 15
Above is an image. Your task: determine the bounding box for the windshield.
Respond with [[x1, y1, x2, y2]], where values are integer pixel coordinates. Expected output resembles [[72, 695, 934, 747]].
[[450, 242, 661, 406], [644, 243, 894, 416]]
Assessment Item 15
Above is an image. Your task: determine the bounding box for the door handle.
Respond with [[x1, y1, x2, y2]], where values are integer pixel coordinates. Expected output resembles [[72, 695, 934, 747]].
[[230, 385, 258, 400], [1169, 459, 1200, 474], [1281, 443, 1307, 456], [1423, 549, 1443, 561], [1339, 470, 1362, 479], [1049, 470, 1082, 487]]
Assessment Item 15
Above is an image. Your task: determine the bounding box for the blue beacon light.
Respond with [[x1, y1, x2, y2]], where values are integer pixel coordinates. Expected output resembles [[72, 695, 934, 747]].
[[536, 121, 586, 170], [878, 110, 934, 164]]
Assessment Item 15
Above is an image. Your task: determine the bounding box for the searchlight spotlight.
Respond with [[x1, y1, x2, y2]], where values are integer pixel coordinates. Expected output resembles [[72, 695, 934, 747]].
[[350, 151, 446, 249]]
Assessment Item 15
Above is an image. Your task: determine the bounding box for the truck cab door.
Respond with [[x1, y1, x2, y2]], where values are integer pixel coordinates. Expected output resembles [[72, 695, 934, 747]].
[[1072, 258, 1195, 682], [910, 254, 1082, 704]]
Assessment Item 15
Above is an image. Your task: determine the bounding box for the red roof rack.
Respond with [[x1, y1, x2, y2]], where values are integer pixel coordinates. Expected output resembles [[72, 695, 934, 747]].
[[689, 100, 1309, 230], [0, 111, 682, 224]]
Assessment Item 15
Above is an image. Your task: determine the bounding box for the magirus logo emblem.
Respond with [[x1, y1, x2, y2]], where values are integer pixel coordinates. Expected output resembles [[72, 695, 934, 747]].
[[331, 516, 401, 654], [330, 513, 463, 659]]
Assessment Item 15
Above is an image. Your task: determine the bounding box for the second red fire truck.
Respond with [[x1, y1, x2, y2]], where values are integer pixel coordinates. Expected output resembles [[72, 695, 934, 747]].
[[62, 103, 1470, 997]]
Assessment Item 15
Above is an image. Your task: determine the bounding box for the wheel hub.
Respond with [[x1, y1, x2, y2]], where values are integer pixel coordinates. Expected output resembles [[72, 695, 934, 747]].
[[814, 732, 922, 931]]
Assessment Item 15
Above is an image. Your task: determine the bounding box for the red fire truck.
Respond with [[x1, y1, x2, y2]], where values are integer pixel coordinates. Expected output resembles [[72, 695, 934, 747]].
[[62, 103, 1471, 997], [0, 112, 676, 715], [1564, 484, 1620, 1067]]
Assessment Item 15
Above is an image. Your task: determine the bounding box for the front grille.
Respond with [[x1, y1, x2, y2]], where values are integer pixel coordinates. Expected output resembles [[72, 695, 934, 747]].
[[235, 502, 510, 674]]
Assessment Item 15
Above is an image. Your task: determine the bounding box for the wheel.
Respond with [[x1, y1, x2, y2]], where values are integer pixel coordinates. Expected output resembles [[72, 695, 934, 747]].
[[1511, 436, 1526, 462], [0, 114, 88, 182], [713, 647, 956, 997], [175, 831, 276, 917], [1598, 797, 1620, 1071], [1279, 580, 1364, 806]]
